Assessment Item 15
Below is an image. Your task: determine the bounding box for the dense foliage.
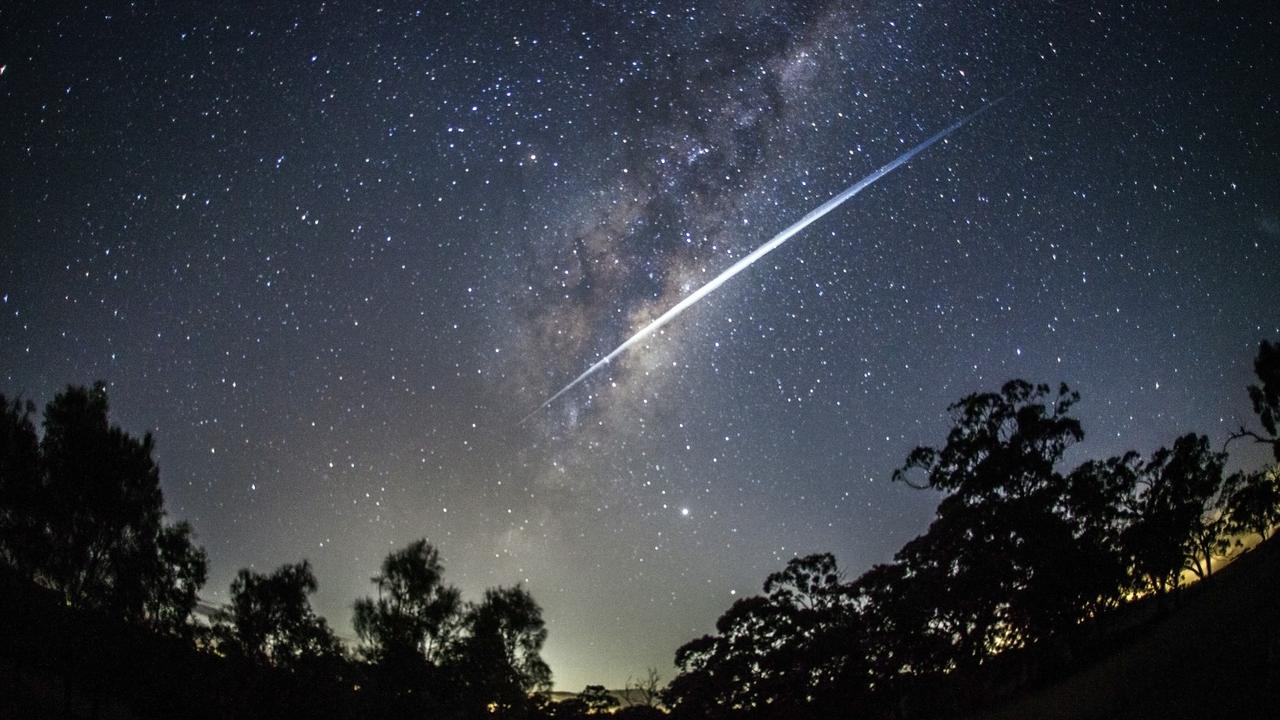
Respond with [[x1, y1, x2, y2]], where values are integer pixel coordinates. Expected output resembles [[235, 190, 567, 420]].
[[2, 340, 1278, 719], [0, 383, 556, 719], [663, 340, 1280, 719], [0, 382, 207, 632]]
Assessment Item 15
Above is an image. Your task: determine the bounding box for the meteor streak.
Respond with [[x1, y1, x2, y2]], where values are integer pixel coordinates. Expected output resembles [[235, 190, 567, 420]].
[[521, 96, 1009, 425]]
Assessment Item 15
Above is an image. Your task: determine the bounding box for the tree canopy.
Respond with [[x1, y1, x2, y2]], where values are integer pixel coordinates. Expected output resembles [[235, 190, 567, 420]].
[[666, 553, 869, 718], [5, 341, 1280, 720], [0, 382, 207, 633], [348, 540, 551, 719], [354, 538, 462, 665], [663, 340, 1280, 719], [1242, 339, 1280, 460], [215, 560, 345, 671], [448, 584, 553, 717]]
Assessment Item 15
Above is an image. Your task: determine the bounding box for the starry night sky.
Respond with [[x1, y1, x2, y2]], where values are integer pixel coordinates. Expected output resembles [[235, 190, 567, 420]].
[[2, 1, 1277, 691]]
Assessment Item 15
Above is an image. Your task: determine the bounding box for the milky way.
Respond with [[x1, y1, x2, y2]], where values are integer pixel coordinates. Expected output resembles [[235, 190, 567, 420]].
[[523, 94, 1010, 424], [1, 2, 1277, 690]]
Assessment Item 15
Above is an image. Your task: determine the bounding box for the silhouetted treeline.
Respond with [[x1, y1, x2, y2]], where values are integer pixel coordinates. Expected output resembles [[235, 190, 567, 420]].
[[0, 382, 207, 634], [0, 382, 568, 719], [660, 340, 1280, 719], [3, 342, 1279, 719]]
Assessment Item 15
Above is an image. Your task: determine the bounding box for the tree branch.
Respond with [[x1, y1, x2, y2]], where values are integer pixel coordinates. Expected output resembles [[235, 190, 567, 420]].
[[1224, 427, 1275, 452]]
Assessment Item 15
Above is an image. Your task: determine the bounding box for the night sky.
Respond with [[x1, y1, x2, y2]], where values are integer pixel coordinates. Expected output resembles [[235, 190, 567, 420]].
[[2, 1, 1277, 691]]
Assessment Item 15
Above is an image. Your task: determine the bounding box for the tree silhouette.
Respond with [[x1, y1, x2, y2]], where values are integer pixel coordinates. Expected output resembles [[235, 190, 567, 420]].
[[663, 357, 1280, 719], [0, 394, 44, 579], [0, 383, 208, 633], [352, 539, 461, 714], [624, 667, 664, 708], [664, 382, 1165, 717], [578, 684, 619, 713], [1224, 468, 1280, 543], [6, 345, 1277, 719], [1061, 453, 1142, 613], [353, 538, 461, 664], [545, 694, 592, 719], [1126, 434, 1230, 584], [39, 382, 165, 616], [892, 381, 1083, 496], [846, 559, 952, 691], [1222, 339, 1280, 543], [447, 584, 552, 718], [889, 381, 1103, 657], [215, 560, 344, 670], [146, 520, 209, 637], [1232, 339, 1280, 460], [665, 553, 868, 719], [536, 686, 620, 720]]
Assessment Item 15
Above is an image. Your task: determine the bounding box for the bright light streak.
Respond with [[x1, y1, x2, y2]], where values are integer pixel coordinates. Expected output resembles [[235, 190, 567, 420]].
[[521, 96, 1010, 425]]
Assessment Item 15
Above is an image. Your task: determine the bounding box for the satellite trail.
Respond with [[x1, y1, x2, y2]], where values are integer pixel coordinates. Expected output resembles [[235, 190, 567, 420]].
[[522, 95, 1010, 425]]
